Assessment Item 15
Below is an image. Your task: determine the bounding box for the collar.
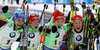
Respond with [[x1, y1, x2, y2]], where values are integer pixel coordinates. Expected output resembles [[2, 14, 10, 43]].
[[9, 17, 23, 32], [50, 17, 63, 31], [28, 26, 39, 32]]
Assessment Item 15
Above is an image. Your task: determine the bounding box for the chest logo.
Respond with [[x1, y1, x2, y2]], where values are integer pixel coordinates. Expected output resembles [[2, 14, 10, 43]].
[[76, 35, 82, 41], [9, 32, 16, 38], [29, 32, 35, 38], [56, 32, 60, 38]]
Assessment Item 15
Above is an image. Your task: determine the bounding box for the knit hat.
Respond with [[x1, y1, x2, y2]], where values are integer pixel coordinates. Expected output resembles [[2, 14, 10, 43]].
[[52, 10, 64, 22], [72, 15, 82, 22], [13, 12, 25, 21], [28, 13, 40, 24]]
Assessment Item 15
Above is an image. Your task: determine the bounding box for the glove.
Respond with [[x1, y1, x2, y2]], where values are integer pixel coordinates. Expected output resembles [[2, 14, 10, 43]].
[[39, 26, 51, 34], [2, 6, 8, 13], [52, 25, 57, 33], [79, 43, 87, 49], [39, 26, 43, 32], [74, 43, 87, 50], [46, 28, 51, 34]]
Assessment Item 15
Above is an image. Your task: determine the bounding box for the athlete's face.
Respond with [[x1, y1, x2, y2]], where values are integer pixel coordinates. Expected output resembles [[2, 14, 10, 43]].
[[29, 20, 39, 30], [73, 20, 83, 32], [54, 20, 64, 29], [14, 18, 24, 29]]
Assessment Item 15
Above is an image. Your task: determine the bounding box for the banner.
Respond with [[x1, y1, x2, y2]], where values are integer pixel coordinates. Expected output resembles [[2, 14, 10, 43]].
[[27, 0, 92, 5]]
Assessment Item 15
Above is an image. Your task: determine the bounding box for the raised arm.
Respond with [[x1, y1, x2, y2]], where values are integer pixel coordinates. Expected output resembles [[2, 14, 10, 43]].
[[2, 6, 10, 19]]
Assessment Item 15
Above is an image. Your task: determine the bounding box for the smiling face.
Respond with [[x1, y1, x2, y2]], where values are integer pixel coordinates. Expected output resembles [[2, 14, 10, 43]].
[[14, 18, 24, 29], [54, 20, 64, 29], [29, 20, 39, 30], [73, 20, 83, 32]]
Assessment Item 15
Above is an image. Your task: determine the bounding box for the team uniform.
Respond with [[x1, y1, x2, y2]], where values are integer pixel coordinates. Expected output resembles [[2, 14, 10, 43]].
[[43, 10, 69, 50], [0, 8, 25, 50], [27, 26, 40, 50], [17, 13, 41, 50], [67, 15, 88, 50]]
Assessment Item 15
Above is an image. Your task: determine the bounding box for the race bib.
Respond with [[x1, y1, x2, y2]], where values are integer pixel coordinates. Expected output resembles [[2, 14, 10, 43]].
[[1, 36, 14, 46]]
